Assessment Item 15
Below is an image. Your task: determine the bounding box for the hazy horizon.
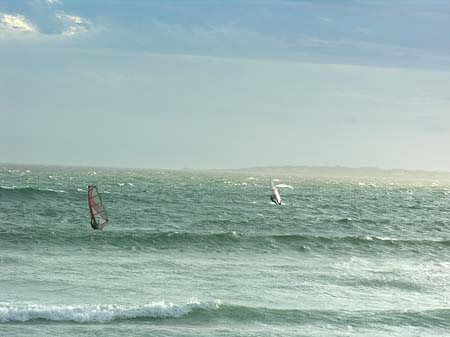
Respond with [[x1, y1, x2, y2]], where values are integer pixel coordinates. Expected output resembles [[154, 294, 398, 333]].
[[4, 160, 450, 177], [2, 1, 450, 171]]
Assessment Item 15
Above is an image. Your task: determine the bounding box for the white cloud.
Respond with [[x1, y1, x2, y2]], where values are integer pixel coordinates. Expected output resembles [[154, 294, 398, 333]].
[[0, 9, 95, 39], [55, 12, 93, 36], [0, 13, 36, 33], [318, 16, 333, 23]]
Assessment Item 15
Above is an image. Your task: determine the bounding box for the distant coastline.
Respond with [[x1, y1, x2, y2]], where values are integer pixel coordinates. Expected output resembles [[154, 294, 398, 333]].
[[3, 162, 450, 183], [219, 165, 450, 181]]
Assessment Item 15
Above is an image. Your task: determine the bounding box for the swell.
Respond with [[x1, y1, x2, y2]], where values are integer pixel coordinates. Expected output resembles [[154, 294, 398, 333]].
[[2, 301, 450, 328], [1, 228, 450, 256], [0, 186, 70, 201], [0, 300, 220, 323]]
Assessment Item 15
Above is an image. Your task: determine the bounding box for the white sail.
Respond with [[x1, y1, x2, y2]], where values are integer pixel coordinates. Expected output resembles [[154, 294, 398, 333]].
[[270, 179, 282, 205]]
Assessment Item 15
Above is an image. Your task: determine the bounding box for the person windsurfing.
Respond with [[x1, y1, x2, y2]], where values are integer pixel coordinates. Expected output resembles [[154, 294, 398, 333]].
[[88, 185, 109, 230], [90, 216, 99, 230], [270, 179, 282, 205]]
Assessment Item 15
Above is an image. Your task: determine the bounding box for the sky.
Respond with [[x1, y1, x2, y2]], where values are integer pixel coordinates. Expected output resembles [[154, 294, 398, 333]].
[[1, 0, 450, 170]]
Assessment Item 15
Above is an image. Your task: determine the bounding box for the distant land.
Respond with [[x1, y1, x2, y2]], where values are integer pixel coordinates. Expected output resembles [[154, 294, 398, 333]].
[[215, 165, 450, 183], [3, 163, 450, 183]]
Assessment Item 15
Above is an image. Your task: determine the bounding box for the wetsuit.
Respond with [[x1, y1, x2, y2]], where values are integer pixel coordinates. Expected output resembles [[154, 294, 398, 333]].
[[90, 217, 99, 230], [271, 196, 280, 205]]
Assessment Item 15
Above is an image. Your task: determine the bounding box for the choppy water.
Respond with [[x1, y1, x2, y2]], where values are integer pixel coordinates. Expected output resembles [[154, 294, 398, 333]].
[[1, 164, 450, 336]]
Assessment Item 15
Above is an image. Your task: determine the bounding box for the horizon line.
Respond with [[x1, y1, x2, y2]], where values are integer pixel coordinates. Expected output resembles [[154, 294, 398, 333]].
[[2, 161, 450, 175]]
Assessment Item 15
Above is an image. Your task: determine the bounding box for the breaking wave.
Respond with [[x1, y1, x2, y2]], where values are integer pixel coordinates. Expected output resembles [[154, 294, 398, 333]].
[[275, 184, 293, 189], [0, 299, 220, 323], [0, 186, 67, 197], [2, 301, 450, 328]]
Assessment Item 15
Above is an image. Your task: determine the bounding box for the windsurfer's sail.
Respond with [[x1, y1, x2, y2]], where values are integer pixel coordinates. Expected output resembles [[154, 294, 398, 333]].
[[88, 185, 109, 230], [270, 179, 282, 205]]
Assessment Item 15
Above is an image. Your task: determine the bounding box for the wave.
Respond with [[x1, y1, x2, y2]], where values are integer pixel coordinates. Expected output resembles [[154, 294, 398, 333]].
[[2, 228, 450, 256], [275, 184, 293, 189], [2, 301, 449, 328], [0, 186, 76, 202], [0, 299, 220, 323], [0, 186, 67, 195], [216, 306, 450, 328]]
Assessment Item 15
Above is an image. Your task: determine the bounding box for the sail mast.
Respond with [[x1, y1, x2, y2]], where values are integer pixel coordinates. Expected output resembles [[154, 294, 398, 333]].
[[88, 185, 109, 230]]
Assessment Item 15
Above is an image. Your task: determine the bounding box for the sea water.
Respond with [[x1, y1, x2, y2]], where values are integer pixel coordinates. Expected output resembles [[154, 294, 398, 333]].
[[1, 164, 450, 336]]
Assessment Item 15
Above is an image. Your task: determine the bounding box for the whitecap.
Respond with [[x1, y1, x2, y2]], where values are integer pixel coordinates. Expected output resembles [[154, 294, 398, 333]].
[[44, 188, 66, 193], [0, 299, 221, 323], [1, 185, 17, 190], [364, 236, 397, 241], [275, 184, 293, 189], [373, 236, 398, 241]]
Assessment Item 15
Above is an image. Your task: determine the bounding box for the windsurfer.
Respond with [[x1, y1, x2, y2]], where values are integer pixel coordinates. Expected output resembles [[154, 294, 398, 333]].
[[90, 217, 98, 230], [88, 185, 109, 230], [271, 196, 281, 205]]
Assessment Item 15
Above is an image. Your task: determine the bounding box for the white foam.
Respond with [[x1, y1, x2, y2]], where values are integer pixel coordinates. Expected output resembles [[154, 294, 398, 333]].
[[0, 299, 221, 323], [1, 186, 64, 193], [275, 184, 293, 189], [364, 236, 398, 241], [44, 188, 66, 193], [374, 236, 398, 241], [1, 185, 17, 190]]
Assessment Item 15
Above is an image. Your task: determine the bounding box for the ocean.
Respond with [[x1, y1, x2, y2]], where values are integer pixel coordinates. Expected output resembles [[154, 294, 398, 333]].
[[1, 164, 450, 336]]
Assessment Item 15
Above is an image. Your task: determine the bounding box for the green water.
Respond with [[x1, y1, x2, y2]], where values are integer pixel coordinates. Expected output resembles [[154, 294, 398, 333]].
[[1, 164, 450, 336]]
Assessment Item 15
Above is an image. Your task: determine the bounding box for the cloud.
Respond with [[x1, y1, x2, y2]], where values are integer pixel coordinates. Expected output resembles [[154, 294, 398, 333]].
[[0, 0, 96, 39], [55, 12, 93, 36], [318, 16, 333, 23], [0, 13, 36, 33], [0, 7, 96, 40]]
